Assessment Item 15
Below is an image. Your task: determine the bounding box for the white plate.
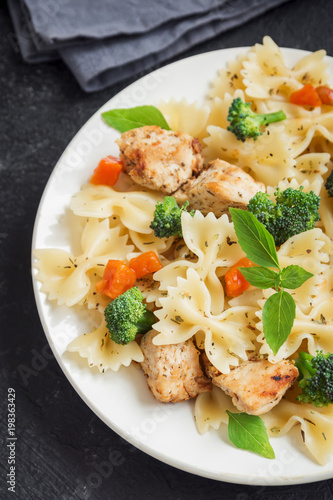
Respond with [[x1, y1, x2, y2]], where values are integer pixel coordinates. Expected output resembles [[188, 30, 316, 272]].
[[32, 47, 333, 485]]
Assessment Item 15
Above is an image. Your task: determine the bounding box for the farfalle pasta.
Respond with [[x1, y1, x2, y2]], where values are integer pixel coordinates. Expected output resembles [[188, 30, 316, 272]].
[[242, 36, 329, 99], [70, 181, 162, 233], [34, 219, 134, 308], [157, 98, 210, 141], [154, 211, 244, 314], [208, 51, 248, 99], [67, 317, 144, 372], [34, 37, 333, 465], [195, 386, 333, 465], [203, 90, 296, 186], [153, 268, 258, 374]]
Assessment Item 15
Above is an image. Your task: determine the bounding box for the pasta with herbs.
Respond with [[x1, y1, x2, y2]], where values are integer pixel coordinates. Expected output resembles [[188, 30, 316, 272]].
[[153, 267, 258, 374], [34, 219, 134, 308], [195, 386, 333, 464], [154, 211, 243, 314], [67, 318, 144, 372], [241, 36, 329, 99], [157, 98, 210, 141], [34, 36, 333, 465], [208, 52, 247, 99], [70, 182, 163, 234], [203, 90, 296, 186]]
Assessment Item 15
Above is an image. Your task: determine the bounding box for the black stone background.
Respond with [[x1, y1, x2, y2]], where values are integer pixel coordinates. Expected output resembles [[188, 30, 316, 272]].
[[1, 1, 333, 498]]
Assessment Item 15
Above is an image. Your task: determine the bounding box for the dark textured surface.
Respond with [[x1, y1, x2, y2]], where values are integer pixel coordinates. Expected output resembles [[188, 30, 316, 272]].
[[1, 1, 333, 498]]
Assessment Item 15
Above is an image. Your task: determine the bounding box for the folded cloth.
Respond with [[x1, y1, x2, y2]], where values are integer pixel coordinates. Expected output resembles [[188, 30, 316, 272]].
[[7, 0, 291, 92], [17, 0, 227, 43], [7, 0, 59, 63]]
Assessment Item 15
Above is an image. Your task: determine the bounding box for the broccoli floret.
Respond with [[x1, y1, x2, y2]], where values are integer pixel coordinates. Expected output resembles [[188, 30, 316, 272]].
[[295, 351, 333, 407], [247, 187, 320, 247], [325, 170, 333, 197], [246, 191, 275, 224], [227, 97, 286, 142], [104, 286, 155, 345], [150, 196, 194, 239]]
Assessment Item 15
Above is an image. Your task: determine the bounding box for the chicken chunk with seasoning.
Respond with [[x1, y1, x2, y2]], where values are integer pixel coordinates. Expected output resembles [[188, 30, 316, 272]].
[[174, 159, 265, 216], [116, 125, 204, 193], [140, 330, 212, 403], [204, 356, 298, 415]]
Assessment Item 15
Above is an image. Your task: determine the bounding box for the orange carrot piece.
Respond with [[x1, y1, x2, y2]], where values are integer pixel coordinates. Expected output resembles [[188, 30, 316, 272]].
[[90, 155, 123, 186], [316, 86, 333, 105], [225, 257, 255, 298], [95, 260, 136, 299], [290, 84, 322, 107], [129, 251, 163, 279]]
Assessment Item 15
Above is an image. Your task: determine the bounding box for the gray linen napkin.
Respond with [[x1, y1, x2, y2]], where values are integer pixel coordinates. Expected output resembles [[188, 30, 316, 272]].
[[20, 0, 227, 43], [7, 0, 291, 92]]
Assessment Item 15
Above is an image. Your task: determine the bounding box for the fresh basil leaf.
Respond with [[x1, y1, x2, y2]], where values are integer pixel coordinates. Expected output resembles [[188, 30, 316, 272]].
[[102, 105, 171, 132], [229, 208, 280, 270], [226, 411, 275, 459], [280, 265, 313, 290], [238, 266, 280, 289], [262, 290, 295, 355]]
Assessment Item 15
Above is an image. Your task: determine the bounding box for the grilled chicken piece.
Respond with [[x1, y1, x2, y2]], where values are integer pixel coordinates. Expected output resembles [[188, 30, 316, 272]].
[[204, 356, 298, 415], [140, 330, 212, 403], [116, 125, 204, 193], [174, 159, 265, 216]]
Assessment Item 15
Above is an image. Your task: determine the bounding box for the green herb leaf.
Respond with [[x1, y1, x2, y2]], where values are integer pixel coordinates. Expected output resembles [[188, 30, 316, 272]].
[[280, 265, 313, 290], [226, 411, 275, 459], [238, 266, 280, 289], [229, 208, 280, 270], [102, 105, 171, 132], [262, 290, 295, 355]]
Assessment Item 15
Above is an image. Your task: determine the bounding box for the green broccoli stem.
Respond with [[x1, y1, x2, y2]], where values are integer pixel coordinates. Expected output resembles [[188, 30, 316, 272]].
[[135, 309, 156, 334], [256, 110, 286, 125], [295, 352, 317, 378]]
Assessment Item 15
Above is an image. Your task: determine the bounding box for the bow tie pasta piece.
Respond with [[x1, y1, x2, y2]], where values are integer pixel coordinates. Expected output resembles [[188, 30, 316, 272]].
[[67, 317, 143, 372], [256, 296, 333, 363], [77, 272, 110, 312], [203, 127, 295, 187], [34, 220, 134, 307], [205, 90, 245, 130], [227, 288, 266, 308], [128, 228, 174, 254], [242, 36, 329, 99], [195, 386, 333, 465], [70, 183, 163, 234], [277, 227, 333, 269], [280, 110, 333, 158], [262, 398, 333, 465], [254, 227, 333, 360], [311, 270, 333, 307], [268, 177, 323, 199], [153, 268, 258, 374], [181, 212, 243, 275], [154, 211, 244, 314], [135, 273, 166, 306], [293, 153, 329, 186], [208, 52, 248, 100], [299, 299, 333, 354], [275, 224, 330, 298], [79, 216, 131, 260], [202, 88, 296, 186], [157, 98, 210, 142], [195, 386, 235, 434]]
